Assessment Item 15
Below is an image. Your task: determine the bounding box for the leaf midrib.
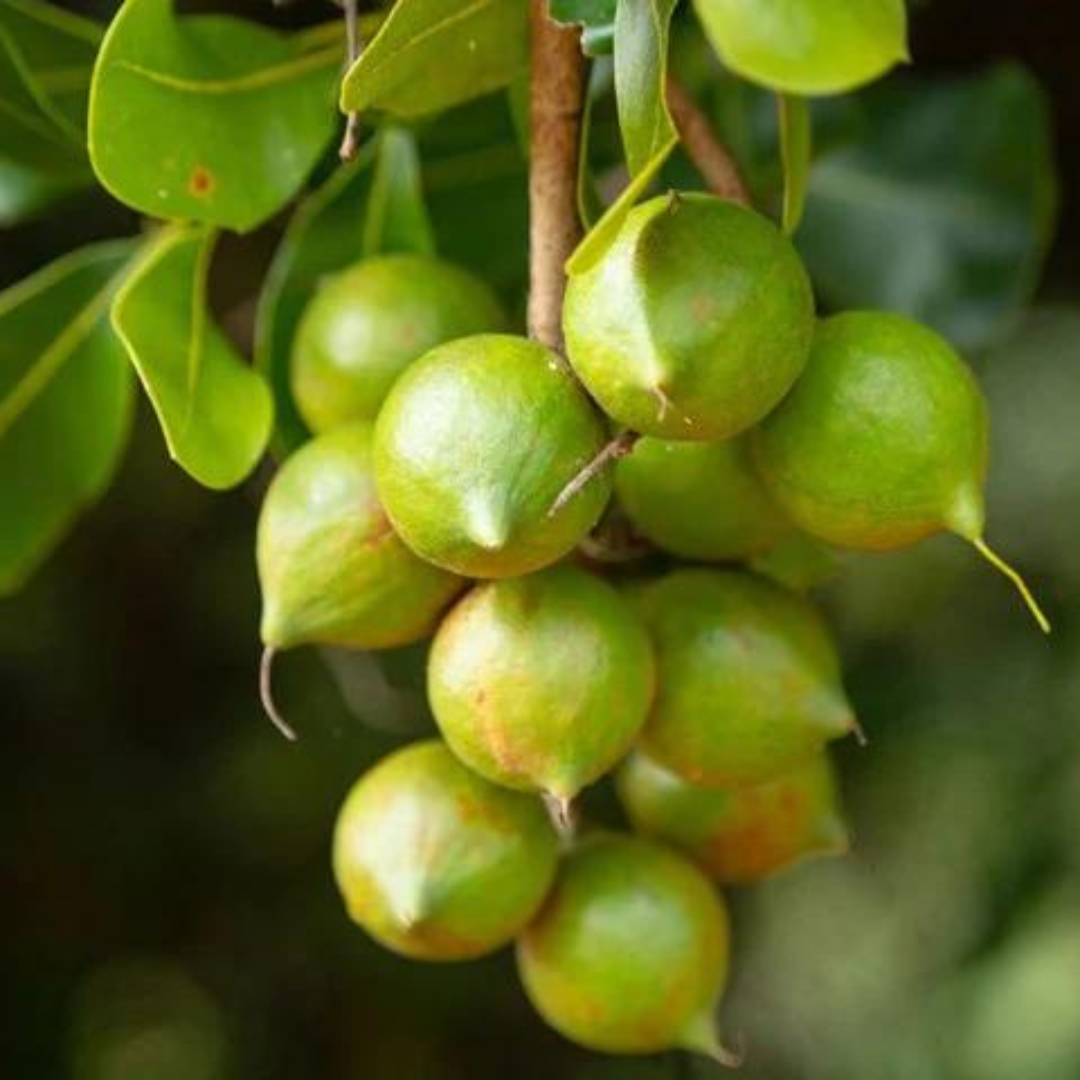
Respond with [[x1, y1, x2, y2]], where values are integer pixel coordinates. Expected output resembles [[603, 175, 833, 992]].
[[114, 42, 340, 97]]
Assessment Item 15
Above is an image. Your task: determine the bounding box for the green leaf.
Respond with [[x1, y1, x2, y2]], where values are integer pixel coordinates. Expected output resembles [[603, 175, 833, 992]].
[[566, 136, 676, 275], [614, 0, 677, 178], [693, 0, 908, 96], [506, 73, 530, 158], [798, 65, 1058, 352], [576, 68, 607, 229], [420, 97, 529, 296], [362, 126, 436, 258], [341, 0, 528, 119], [566, 0, 678, 275], [0, 156, 87, 225], [89, 0, 341, 232], [778, 93, 811, 235], [980, 308, 1080, 590], [0, 0, 100, 174], [550, 0, 616, 56], [255, 150, 377, 456], [0, 240, 137, 596], [112, 225, 273, 489]]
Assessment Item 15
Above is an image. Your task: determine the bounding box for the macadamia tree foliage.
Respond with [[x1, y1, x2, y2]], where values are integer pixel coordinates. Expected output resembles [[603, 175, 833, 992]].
[[0, 0, 1063, 1066]]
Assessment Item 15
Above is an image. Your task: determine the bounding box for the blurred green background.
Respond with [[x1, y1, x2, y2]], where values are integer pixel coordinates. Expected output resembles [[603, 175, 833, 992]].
[[2, 1, 1079, 1078]]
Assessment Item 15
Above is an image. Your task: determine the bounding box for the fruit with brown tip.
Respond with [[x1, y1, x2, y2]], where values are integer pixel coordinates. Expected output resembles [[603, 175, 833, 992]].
[[428, 564, 655, 807], [333, 740, 558, 961]]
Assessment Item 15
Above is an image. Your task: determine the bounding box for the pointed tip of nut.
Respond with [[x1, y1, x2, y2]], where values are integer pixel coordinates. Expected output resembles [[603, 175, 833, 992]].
[[542, 790, 577, 837]]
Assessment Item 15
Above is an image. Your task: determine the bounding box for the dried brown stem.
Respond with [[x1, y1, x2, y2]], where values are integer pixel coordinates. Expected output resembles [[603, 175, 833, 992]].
[[549, 431, 640, 518], [339, 0, 363, 162], [527, 0, 586, 352], [666, 75, 750, 206], [259, 647, 297, 742]]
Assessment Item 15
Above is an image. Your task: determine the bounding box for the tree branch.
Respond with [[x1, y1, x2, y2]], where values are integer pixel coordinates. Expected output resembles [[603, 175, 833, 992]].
[[527, 0, 586, 352], [666, 76, 750, 206]]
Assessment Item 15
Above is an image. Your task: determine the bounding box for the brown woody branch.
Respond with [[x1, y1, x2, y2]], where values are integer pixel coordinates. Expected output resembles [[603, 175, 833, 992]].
[[666, 75, 750, 206], [527, 0, 586, 352]]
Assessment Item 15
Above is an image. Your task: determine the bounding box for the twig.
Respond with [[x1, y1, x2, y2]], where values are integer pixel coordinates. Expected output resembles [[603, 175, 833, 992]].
[[527, 0, 586, 352], [339, 0, 363, 162], [549, 431, 640, 518], [259, 647, 297, 742], [666, 75, 750, 206]]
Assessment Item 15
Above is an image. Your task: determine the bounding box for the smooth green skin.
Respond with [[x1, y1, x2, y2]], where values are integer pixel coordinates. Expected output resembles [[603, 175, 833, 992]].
[[635, 569, 854, 787], [749, 529, 841, 592], [333, 741, 558, 962], [563, 193, 814, 441], [517, 834, 730, 1057], [428, 565, 655, 801], [374, 334, 612, 578], [290, 254, 504, 433], [614, 435, 792, 561], [617, 750, 848, 885], [754, 311, 989, 551], [257, 423, 464, 650], [693, 0, 908, 96]]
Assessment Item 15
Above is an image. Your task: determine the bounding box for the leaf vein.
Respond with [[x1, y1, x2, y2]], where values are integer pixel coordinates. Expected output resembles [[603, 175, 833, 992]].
[[353, 0, 499, 86], [114, 43, 339, 96]]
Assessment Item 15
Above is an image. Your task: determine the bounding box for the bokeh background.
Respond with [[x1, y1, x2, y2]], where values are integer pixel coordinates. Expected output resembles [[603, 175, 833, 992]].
[[3, 1, 1079, 1078]]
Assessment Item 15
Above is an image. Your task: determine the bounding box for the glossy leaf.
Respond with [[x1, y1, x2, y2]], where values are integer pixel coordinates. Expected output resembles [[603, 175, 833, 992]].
[[112, 226, 273, 489], [0, 241, 137, 596], [576, 67, 607, 229], [550, 0, 616, 56], [798, 64, 1058, 352], [566, 2, 678, 275], [778, 93, 811, 235], [254, 149, 377, 456], [566, 137, 675, 276], [89, 0, 341, 232], [0, 0, 99, 174], [614, 0, 677, 178], [362, 126, 436, 258], [693, 0, 908, 96], [341, 0, 527, 119]]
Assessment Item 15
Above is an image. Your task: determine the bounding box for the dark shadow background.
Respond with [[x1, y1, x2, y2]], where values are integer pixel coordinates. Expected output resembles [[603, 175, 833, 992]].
[[2, 3, 1079, 1079]]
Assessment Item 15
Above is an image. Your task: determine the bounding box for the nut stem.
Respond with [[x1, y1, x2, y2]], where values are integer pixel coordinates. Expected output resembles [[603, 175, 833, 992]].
[[666, 76, 750, 206]]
